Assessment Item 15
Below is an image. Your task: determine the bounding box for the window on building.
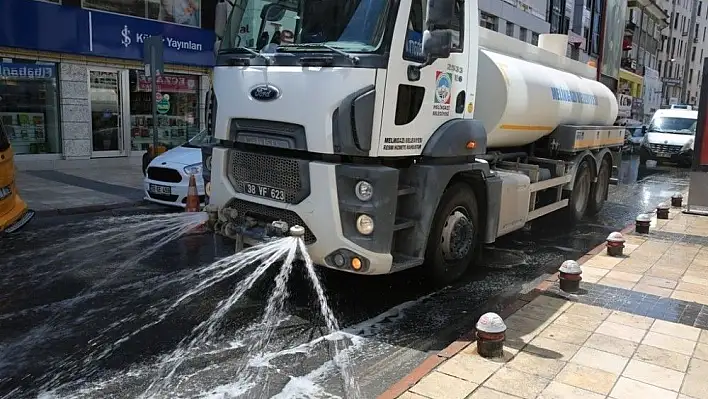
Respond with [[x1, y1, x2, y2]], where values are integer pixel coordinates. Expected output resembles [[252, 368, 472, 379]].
[[693, 46, 697, 61], [690, 68, 694, 83], [128, 70, 200, 151], [700, 2, 703, 16], [480, 11, 499, 31], [81, 0, 201, 27], [0, 58, 61, 154], [672, 37, 676, 58], [532, 32, 539, 45], [704, 26, 707, 41], [506, 22, 515, 37], [658, 60, 663, 74], [674, 13, 679, 30], [519, 27, 528, 42]]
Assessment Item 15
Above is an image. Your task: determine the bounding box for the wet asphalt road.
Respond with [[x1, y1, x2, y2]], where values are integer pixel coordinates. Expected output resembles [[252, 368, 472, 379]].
[[0, 160, 691, 399]]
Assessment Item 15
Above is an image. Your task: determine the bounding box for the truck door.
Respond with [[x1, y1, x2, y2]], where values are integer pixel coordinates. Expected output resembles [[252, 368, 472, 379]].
[[376, 0, 473, 157]]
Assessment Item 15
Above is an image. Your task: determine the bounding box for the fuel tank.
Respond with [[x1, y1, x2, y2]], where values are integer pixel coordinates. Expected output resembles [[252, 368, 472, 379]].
[[475, 36, 619, 148]]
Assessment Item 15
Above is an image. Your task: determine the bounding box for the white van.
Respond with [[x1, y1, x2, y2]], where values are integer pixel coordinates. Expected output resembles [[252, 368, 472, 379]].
[[640, 105, 698, 165]]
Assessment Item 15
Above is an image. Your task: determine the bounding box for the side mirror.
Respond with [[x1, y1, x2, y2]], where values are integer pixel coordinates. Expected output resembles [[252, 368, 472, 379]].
[[422, 30, 453, 60], [260, 4, 286, 21], [426, 0, 456, 28], [641, 126, 647, 135]]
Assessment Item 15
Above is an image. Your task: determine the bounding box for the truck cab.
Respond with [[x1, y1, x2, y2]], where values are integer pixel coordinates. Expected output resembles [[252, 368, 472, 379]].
[[203, 0, 622, 284], [640, 106, 698, 165]]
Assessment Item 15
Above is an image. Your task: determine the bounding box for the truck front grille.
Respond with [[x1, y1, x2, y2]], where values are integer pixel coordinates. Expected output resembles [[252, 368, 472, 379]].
[[228, 150, 310, 204], [227, 199, 317, 244], [649, 144, 683, 154]]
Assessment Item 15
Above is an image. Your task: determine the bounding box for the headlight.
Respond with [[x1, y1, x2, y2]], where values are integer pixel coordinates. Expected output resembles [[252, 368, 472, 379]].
[[184, 163, 203, 175], [204, 155, 212, 172], [354, 181, 373, 201], [356, 214, 374, 235]]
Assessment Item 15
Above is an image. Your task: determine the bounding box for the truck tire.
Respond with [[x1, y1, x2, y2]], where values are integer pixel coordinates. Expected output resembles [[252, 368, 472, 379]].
[[424, 183, 479, 286], [565, 159, 593, 223], [588, 157, 611, 215]]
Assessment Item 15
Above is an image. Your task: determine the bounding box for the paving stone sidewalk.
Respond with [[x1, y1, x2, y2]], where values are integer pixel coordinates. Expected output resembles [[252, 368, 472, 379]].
[[14, 165, 150, 216], [386, 200, 708, 399]]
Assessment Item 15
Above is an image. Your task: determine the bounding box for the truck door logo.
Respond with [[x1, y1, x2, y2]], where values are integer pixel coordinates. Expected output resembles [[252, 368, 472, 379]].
[[434, 71, 452, 105]]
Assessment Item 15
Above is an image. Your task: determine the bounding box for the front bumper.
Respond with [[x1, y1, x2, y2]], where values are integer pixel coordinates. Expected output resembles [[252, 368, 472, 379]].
[[207, 148, 396, 275]]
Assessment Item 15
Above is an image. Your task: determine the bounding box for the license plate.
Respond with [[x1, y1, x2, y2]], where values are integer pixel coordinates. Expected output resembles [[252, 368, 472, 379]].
[[0, 186, 11, 200], [149, 184, 172, 195], [656, 152, 670, 158], [245, 183, 286, 202]]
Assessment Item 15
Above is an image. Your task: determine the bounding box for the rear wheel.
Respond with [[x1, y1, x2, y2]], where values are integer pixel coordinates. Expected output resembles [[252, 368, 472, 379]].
[[565, 159, 593, 224], [424, 183, 479, 286], [588, 156, 611, 215]]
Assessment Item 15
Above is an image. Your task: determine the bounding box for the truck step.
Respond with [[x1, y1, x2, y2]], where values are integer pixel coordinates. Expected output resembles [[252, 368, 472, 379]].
[[391, 253, 425, 272], [397, 186, 417, 196], [393, 218, 416, 231]]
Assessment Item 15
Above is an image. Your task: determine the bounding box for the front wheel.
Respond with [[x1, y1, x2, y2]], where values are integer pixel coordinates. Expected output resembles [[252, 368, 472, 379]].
[[424, 182, 479, 286], [588, 156, 611, 215]]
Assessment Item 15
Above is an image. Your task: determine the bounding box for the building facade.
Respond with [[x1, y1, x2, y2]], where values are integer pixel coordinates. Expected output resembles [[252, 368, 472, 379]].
[[620, 1, 668, 122], [0, 0, 218, 169], [657, 0, 708, 107], [478, 0, 550, 45]]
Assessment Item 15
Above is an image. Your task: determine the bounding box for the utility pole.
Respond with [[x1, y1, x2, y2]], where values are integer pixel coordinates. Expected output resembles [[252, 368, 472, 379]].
[[682, 0, 699, 102]]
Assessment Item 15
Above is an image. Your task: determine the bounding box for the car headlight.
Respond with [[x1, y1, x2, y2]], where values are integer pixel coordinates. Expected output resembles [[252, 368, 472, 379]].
[[354, 180, 373, 201], [356, 214, 374, 235], [184, 163, 203, 175], [204, 155, 212, 172]]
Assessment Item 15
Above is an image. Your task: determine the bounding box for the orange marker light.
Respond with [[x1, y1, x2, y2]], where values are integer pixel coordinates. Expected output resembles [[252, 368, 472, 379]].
[[466, 141, 476, 149], [351, 257, 362, 270]]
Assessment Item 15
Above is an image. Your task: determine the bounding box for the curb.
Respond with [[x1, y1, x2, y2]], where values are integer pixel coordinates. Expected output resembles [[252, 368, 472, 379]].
[[33, 200, 150, 217], [377, 222, 637, 399]]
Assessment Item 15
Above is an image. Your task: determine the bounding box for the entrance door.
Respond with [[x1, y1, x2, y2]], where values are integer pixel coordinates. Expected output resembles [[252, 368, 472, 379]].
[[89, 69, 129, 157]]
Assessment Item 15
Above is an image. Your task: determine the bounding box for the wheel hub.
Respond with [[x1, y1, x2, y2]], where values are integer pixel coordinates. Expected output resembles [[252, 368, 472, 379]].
[[441, 210, 475, 261]]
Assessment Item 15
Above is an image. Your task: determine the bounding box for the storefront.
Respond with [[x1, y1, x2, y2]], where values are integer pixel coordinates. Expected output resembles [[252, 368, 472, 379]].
[[0, 59, 61, 155], [618, 68, 644, 122], [0, 0, 216, 165]]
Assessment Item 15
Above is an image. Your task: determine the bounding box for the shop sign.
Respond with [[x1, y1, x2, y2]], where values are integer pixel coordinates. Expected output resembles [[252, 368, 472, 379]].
[[0, 62, 55, 79], [157, 94, 171, 114], [0, 0, 214, 67], [137, 73, 198, 93], [617, 94, 632, 118]]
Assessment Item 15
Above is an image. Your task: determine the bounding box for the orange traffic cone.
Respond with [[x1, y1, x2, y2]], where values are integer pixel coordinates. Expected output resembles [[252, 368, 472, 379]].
[[185, 174, 200, 212]]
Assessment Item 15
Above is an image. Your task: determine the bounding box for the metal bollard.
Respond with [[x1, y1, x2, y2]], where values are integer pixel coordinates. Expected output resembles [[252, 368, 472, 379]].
[[656, 203, 670, 220], [635, 214, 652, 234], [476, 312, 507, 358], [559, 260, 582, 293], [671, 193, 683, 207], [606, 232, 626, 257]]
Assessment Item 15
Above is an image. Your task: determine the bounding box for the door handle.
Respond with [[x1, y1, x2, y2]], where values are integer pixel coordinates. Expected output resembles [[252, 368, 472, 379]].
[[455, 91, 465, 114]]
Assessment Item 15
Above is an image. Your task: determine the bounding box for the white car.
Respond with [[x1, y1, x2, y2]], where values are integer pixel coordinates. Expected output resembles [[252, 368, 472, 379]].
[[144, 130, 214, 208]]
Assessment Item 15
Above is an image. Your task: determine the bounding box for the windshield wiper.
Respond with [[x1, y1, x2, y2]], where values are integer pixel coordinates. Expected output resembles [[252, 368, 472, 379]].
[[220, 47, 274, 66], [277, 43, 360, 65]]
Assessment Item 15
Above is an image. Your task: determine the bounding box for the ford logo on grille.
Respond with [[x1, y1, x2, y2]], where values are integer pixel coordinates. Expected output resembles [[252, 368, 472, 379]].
[[250, 84, 280, 101]]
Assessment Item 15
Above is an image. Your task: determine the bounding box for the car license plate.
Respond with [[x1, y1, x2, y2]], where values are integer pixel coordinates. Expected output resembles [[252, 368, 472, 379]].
[[656, 152, 670, 158], [245, 183, 286, 202], [149, 184, 172, 195], [0, 186, 10, 200]]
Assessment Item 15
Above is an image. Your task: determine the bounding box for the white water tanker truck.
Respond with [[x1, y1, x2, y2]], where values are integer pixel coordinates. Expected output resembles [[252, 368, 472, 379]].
[[202, 0, 623, 285]]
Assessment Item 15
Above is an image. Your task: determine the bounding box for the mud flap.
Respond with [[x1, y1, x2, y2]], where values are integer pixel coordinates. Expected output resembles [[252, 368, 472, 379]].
[[3, 209, 35, 234]]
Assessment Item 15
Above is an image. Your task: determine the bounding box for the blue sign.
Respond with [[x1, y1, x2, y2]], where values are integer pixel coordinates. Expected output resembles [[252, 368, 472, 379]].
[[0, 0, 215, 67], [404, 30, 424, 61], [0, 62, 55, 79], [551, 87, 599, 106]]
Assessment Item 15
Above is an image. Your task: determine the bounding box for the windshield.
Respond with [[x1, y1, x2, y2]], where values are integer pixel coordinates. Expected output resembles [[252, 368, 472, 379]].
[[221, 0, 390, 54], [183, 130, 216, 147], [648, 117, 697, 135]]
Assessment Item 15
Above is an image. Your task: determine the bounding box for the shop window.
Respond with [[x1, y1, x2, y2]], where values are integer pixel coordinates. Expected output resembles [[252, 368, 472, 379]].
[[82, 0, 201, 27], [0, 59, 61, 154], [128, 70, 200, 151]]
